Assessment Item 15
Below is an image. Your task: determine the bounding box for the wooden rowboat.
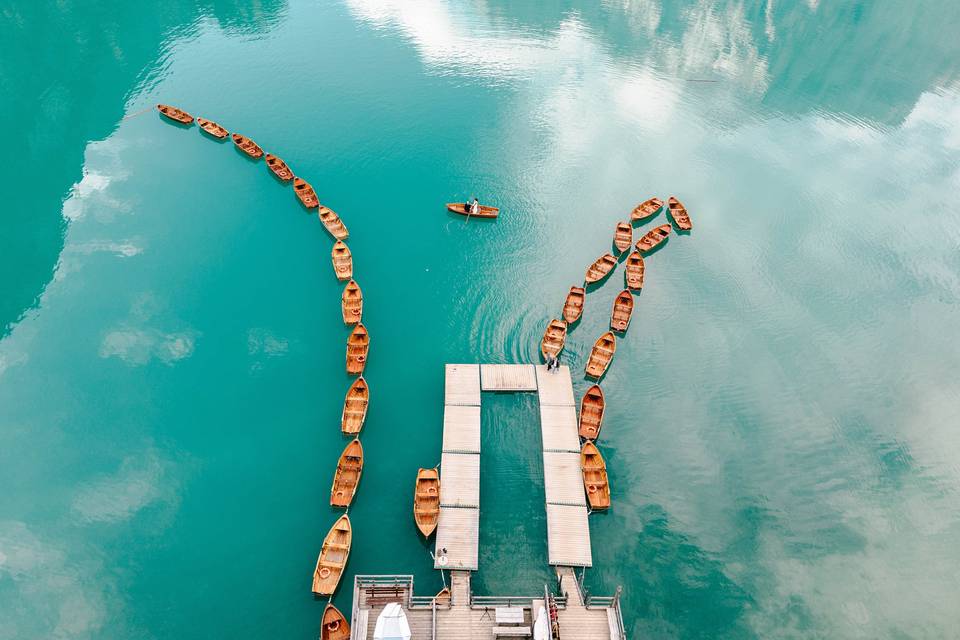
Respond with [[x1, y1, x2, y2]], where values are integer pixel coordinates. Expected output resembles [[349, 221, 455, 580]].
[[540, 319, 567, 360], [231, 133, 263, 159], [585, 331, 616, 379], [610, 289, 634, 332], [446, 202, 499, 218], [330, 438, 363, 508], [435, 587, 451, 606], [624, 251, 645, 290], [668, 196, 692, 230], [585, 253, 617, 284], [414, 468, 440, 537], [346, 323, 369, 375], [265, 154, 293, 181], [321, 604, 351, 640], [312, 514, 351, 595], [578, 385, 605, 440], [156, 104, 193, 124], [196, 117, 227, 138], [581, 441, 611, 510], [293, 177, 319, 208], [635, 224, 671, 253], [341, 280, 362, 324], [631, 197, 663, 221], [613, 222, 632, 254], [562, 286, 585, 324], [319, 205, 349, 240], [331, 240, 353, 281], [341, 376, 369, 435]]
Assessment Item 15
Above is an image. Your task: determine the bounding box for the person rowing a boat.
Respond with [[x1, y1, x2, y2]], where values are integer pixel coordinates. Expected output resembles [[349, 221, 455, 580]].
[[469, 197, 480, 215]]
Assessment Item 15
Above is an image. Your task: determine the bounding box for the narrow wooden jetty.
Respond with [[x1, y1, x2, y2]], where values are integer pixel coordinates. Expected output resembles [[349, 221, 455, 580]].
[[349, 363, 625, 639]]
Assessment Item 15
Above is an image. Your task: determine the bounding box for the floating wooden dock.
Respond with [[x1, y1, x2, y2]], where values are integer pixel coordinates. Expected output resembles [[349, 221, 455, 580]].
[[351, 363, 623, 638]]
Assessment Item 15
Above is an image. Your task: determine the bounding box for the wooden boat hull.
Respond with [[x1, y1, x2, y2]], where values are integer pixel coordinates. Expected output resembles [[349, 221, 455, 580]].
[[610, 289, 634, 332], [341, 376, 369, 435], [346, 323, 369, 375], [446, 202, 499, 218], [265, 154, 293, 181], [635, 224, 672, 253], [293, 177, 319, 208], [319, 205, 349, 240], [613, 222, 632, 254], [668, 196, 692, 230], [581, 441, 611, 510], [341, 280, 362, 324], [540, 319, 567, 360], [624, 251, 645, 290], [585, 253, 617, 284], [585, 332, 616, 379], [562, 286, 585, 324], [231, 133, 263, 159], [578, 384, 605, 440], [435, 587, 451, 606], [330, 439, 363, 508], [312, 515, 351, 595], [321, 604, 351, 640], [631, 197, 663, 221], [414, 468, 440, 537], [197, 117, 227, 138], [157, 104, 193, 124], [331, 240, 353, 281]]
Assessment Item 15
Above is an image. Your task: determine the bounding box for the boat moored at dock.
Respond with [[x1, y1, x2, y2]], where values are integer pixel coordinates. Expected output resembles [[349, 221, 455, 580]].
[[157, 104, 193, 124], [196, 117, 227, 138], [312, 515, 351, 596], [231, 133, 263, 159], [585, 332, 616, 378]]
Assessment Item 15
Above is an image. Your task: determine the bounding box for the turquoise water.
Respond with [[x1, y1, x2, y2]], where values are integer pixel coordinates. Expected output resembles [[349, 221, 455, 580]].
[[3, 1, 960, 638]]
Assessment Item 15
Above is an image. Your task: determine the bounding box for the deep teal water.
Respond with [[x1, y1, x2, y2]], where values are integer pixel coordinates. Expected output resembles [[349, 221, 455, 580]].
[[2, 1, 960, 638]]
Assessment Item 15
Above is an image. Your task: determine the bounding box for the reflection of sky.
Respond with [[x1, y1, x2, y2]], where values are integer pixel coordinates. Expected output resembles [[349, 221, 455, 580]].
[[345, 2, 960, 637]]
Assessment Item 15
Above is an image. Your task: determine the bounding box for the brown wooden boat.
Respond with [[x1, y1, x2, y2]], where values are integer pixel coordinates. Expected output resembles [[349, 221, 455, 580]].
[[346, 323, 369, 375], [293, 177, 319, 208], [414, 468, 440, 537], [585, 331, 616, 378], [631, 197, 663, 221], [265, 153, 293, 181], [341, 376, 369, 435], [320, 604, 351, 640], [585, 253, 617, 284], [635, 224, 672, 253], [446, 202, 499, 218], [668, 196, 692, 230], [331, 240, 353, 281], [312, 514, 351, 595], [581, 441, 611, 510], [341, 280, 362, 324], [156, 104, 193, 124], [435, 587, 451, 606], [231, 133, 263, 159], [578, 385, 605, 440], [562, 286, 585, 324], [540, 319, 567, 360], [330, 438, 363, 508], [319, 205, 349, 240], [610, 289, 634, 332], [613, 222, 632, 254], [624, 251, 645, 290], [196, 117, 227, 138]]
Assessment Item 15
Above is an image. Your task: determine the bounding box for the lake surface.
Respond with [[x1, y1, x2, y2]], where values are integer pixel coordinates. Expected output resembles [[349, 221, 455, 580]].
[[2, 1, 960, 638]]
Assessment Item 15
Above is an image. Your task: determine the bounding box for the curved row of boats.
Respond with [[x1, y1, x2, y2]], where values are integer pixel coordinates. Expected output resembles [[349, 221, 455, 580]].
[[156, 104, 367, 639], [540, 195, 693, 511]]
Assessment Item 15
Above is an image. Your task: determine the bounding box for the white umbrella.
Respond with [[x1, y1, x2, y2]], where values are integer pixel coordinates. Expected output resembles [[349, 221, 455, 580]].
[[373, 602, 412, 640], [533, 605, 549, 640]]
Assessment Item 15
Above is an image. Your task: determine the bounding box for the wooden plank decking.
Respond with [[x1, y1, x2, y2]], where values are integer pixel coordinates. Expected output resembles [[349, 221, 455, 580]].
[[480, 364, 538, 391], [535, 364, 575, 406], [442, 405, 481, 453], [434, 506, 479, 570], [543, 451, 587, 506], [546, 504, 592, 567], [439, 452, 480, 508], [445, 364, 481, 406], [539, 404, 581, 452]]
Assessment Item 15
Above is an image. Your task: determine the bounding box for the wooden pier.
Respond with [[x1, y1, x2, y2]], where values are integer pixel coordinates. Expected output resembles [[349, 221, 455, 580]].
[[349, 363, 625, 639]]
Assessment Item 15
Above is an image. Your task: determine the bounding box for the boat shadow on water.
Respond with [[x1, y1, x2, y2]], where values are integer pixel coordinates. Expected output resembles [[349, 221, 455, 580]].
[[158, 113, 193, 130], [638, 240, 670, 258]]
